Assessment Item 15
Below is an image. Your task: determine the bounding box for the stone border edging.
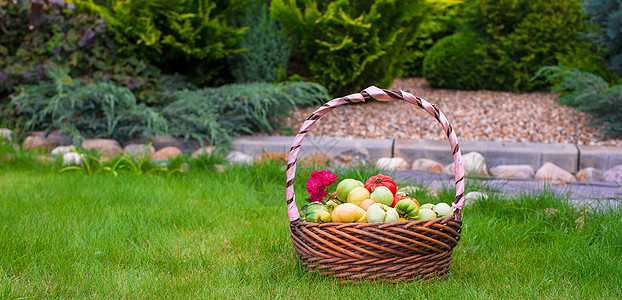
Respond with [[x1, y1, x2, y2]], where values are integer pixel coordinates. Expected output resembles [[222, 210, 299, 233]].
[[232, 135, 622, 173]]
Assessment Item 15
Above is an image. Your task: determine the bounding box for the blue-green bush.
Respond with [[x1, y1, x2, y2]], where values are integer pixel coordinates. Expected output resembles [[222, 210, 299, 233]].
[[582, 0, 622, 77], [228, 1, 290, 83], [160, 81, 330, 145], [11, 70, 167, 144], [536, 66, 622, 137]]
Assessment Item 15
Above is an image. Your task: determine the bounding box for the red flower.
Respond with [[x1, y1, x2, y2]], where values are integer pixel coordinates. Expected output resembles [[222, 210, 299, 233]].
[[306, 170, 337, 203]]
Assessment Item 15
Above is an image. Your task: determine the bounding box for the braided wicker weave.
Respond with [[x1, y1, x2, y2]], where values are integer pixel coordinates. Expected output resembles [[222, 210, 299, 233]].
[[285, 86, 466, 282]]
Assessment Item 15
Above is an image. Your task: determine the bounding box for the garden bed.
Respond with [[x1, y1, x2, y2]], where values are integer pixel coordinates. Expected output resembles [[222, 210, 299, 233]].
[[283, 78, 622, 147]]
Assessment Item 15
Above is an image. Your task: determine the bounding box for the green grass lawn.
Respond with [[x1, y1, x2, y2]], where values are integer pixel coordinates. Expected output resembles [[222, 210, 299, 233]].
[[1, 157, 621, 299]]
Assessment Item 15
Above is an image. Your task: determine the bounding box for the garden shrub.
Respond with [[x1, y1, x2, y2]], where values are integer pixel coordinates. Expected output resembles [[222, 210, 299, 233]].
[[422, 31, 500, 90], [423, 0, 607, 91], [228, 0, 290, 83], [11, 70, 167, 144], [271, 0, 428, 96], [582, 0, 622, 77], [0, 1, 161, 111], [74, 0, 248, 85], [536, 66, 622, 138], [402, 0, 464, 77], [160, 82, 330, 145]]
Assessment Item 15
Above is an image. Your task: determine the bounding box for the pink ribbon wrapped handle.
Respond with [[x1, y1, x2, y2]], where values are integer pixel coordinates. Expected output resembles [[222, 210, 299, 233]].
[[285, 87, 465, 222]]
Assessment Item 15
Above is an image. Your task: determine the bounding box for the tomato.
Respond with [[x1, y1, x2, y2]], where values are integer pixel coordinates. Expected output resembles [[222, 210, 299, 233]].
[[391, 192, 419, 208], [365, 174, 397, 196]]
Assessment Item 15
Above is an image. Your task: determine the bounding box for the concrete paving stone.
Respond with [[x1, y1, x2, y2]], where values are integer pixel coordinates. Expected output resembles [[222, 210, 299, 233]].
[[578, 145, 622, 171], [232, 136, 392, 163], [394, 139, 453, 165], [395, 139, 564, 170], [234, 136, 621, 175], [538, 143, 579, 173]]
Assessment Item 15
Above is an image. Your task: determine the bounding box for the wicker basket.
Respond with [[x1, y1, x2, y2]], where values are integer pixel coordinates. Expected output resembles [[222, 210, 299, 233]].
[[285, 86, 466, 283]]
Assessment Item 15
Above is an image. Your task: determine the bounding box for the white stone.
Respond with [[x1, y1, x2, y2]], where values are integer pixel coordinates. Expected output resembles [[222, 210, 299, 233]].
[[152, 146, 182, 160], [535, 162, 577, 182], [603, 165, 622, 182], [124, 143, 155, 156], [192, 146, 215, 158], [462, 152, 489, 176], [81, 138, 122, 156], [226, 151, 253, 164], [463, 191, 489, 208], [443, 163, 454, 175], [489, 164, 535, 179], [0, 128, 13, 141], [411, 158, 444, 173], [576, 167, 603, 182], [51, 146, 75, 156], [63, 152, 83, 165], [375, 157, 410, 171]]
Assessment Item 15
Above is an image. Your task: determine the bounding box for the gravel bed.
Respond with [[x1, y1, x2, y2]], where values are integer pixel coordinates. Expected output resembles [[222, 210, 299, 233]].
[[282, 78, 622, 147]]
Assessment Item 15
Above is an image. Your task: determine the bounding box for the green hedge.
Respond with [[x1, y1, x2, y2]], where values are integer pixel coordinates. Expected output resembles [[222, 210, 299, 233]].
[[271, 0, 428, 96], [402, 0, 464, 77], [422, 31, 494, 90], [73, 0, 248, 85], [423, 0, 607, 92]]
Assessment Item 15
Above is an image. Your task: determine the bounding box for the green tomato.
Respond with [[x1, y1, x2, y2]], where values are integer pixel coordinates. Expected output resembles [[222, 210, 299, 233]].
[[420, 203, 435, 210], [300, 203, 332, 223], [367, 203, 399, 223], [433, 202, 453, 218], [335, 179, 364, 203], [370, 186, 393, 206], [394, 199, 420, 220], [417, 208, 437, 220]]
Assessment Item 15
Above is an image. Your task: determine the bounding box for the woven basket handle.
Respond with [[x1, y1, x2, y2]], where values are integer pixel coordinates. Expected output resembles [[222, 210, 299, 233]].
[[285, 86, 465, 222]]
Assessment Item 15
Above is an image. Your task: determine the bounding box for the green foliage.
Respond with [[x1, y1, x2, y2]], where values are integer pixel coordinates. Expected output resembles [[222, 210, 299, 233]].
[[0, 1, 161, 106], [228, 1, 290, 83], [271, 0, 428, 96], [74, 0, 248, 85], [536, 66, 622, 137], [422, 31, 495, 90], [424, 0, 607, 91], [157, 73, 198, 94], [583, 0, 622, 77], [402, 0, 464, 77], [11, 70, 167, 144], [160, 81, 329, 145]]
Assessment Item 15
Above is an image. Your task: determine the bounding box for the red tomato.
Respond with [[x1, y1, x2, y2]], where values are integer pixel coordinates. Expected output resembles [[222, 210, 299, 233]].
[[365, 174, 397, 196]]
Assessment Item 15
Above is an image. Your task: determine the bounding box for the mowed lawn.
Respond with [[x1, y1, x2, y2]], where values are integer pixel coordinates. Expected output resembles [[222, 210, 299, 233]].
[[1, 160, 621, 299]]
